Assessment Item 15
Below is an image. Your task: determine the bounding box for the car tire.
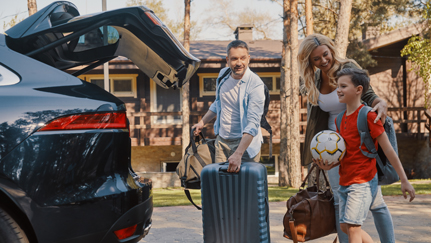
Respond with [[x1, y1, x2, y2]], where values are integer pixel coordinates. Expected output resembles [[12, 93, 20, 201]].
[[0, 207, 29, 243]]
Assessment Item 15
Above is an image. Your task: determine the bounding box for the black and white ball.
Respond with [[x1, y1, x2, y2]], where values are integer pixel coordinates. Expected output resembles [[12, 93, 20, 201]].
[[310, 130, 346, 164]]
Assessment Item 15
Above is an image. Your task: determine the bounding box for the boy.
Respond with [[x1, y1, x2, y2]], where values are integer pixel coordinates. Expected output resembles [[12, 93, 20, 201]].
[[314, 68, 415, 243]]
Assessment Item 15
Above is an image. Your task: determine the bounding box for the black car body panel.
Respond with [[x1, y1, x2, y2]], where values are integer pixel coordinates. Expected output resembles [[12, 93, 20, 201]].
[[0, 35, 152, 242], [0, 1, 200, 242]]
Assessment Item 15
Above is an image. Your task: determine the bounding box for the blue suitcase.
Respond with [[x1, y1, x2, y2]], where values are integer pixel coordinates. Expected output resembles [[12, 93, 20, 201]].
[[201, 162, 270, 243]]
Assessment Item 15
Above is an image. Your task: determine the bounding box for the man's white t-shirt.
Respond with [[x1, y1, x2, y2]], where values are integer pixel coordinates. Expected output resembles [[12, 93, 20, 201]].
[[219, 75, 242, 139]]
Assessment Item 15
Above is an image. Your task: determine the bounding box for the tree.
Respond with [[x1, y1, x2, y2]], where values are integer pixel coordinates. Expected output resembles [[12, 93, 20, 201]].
[[307, 0, 420, 68], [206, 0, 280, 40], [126, 0, 201, 40], [305, 0, 313, 36], [334, 0, 352, 58], [28, 0, 37, 16], [279, 0, 301, 188], [288, 0, 301, 188], [182, 0, 191, 154], [279, 0, 291, 187], [401, 1, 431, 109]]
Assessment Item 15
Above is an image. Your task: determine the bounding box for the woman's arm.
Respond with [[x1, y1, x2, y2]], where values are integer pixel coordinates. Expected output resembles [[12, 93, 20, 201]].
[[361, 85, 388, 124], [371, 97, 388, 124]]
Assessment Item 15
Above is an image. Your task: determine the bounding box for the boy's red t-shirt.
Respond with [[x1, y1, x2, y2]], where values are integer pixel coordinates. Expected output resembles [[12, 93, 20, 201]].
[[335, 104, 385, 186]]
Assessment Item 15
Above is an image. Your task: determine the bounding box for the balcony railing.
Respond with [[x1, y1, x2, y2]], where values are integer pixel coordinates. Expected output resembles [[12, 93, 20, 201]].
[[126, 106, 430, 146]]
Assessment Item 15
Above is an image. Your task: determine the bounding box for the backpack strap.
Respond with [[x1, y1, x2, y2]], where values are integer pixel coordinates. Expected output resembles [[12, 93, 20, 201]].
[[261, 84, 273, 158], [184, 189, 202, 210], [336, 110, 345, 133], [216, 67, 232, 85], [357, 106, 379, 158]]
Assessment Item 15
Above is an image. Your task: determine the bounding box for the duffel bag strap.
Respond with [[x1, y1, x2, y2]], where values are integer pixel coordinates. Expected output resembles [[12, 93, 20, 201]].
[[300, 163, 318, 188], [184, 189, 202, 210], [289, 220, 298, 243], [316, 166, 331, 189]]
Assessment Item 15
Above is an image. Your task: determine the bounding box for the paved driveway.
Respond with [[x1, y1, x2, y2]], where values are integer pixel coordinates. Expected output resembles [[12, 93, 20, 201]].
[[140, 195, 431, 243]]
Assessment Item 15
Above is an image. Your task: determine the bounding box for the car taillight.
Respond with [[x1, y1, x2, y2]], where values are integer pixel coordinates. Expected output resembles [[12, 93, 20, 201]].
[[38, 112, 128, 131], [144, 11, 163, 26], [114, 224, 137, 240]]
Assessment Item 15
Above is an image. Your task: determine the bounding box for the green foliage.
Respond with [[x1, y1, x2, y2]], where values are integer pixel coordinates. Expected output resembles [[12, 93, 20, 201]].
[[401, 1, 431, 108], [401, 37, 431, 108], [303, 0, 421, 68]]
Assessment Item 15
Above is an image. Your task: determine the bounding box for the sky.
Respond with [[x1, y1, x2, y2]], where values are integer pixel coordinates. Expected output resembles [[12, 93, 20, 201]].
[[0, 0, 284, 40]]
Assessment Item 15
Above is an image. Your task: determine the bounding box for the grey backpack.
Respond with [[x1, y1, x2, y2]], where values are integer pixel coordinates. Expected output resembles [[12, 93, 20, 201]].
[[336, 106, 399, 185]]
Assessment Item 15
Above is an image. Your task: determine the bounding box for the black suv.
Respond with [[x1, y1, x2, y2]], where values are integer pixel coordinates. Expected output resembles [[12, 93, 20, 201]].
[[0, 1, 199, 243]]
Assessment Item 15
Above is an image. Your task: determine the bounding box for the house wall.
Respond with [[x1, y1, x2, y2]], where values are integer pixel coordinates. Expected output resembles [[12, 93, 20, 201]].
[[366, 40, 425, 133], [72, 39, 428, 181]]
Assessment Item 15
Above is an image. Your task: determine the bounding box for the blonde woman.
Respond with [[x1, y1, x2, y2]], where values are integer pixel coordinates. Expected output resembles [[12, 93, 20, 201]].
[[298, 33, 395, 243]]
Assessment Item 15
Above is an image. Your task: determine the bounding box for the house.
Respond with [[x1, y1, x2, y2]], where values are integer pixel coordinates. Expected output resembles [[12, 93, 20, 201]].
[[75, 24, 430, 187]]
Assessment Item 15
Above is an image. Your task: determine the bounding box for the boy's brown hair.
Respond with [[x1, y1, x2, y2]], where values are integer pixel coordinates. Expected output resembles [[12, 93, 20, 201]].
[[336, 68, 370, 94]]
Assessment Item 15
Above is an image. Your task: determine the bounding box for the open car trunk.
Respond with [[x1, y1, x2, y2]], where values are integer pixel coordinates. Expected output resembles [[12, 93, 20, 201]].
[[6, 1, 200, 89]]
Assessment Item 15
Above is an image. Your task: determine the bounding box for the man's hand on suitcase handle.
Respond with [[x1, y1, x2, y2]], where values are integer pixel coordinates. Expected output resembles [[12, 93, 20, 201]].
[[227, 152, 242, 173]]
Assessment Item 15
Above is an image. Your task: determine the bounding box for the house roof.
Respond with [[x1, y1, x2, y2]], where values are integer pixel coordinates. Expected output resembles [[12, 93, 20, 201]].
[[91, 23, 425, 69], [189, 40, 283, 61], [362, 21, 428, 51]]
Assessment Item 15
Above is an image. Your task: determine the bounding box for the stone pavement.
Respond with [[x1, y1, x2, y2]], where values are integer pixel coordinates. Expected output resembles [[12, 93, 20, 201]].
[[140, 194, 431, 243]]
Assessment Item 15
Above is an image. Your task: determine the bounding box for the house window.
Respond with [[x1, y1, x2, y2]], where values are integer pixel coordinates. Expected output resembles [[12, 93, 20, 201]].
[[257, 72, 280, 94], [198, 73, 218, 97], [89, 79, 104, 89], [150, 79, 182, 124], [198, 72, 281, 96], [111, 78, 135, 97], [79, 74, 138, 98], [162, 162, 180, 172]]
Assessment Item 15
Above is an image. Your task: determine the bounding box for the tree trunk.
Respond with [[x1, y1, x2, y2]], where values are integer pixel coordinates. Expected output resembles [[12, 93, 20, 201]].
[[305, 0, 313, 36], [27, 0, 37, 16], [334, 0, 353, 58], [182, 0, 191, 153], [288, 0, 301, 188], [279, 0, 291, 187]]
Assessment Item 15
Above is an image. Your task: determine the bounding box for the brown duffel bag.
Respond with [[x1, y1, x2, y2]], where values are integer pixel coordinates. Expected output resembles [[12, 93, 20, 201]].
[[283, 164, 337, 243]]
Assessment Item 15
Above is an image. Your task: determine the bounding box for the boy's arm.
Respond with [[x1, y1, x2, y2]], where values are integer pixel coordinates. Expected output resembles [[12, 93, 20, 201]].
[[377, 132, 416, 202]]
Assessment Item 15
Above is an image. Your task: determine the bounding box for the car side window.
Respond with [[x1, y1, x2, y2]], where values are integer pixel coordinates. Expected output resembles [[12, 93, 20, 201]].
[[0, 64, 20, 86]]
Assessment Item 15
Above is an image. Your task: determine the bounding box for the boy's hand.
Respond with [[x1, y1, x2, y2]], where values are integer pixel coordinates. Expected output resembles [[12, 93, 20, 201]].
[[313, 158, 339, 170], [401, 181, 416, 202]]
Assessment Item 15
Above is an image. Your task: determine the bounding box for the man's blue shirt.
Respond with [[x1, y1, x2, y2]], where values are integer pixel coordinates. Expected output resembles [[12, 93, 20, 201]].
[[209, 67, 265, 158]]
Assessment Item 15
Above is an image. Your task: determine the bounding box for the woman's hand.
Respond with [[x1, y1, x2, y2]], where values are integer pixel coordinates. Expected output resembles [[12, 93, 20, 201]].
[[371, 99, 388, 124], [313, 158, 339, 170]]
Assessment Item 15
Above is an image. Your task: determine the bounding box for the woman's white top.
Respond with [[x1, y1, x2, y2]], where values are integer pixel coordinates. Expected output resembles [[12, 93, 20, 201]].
[[318, 88, 346, 131]]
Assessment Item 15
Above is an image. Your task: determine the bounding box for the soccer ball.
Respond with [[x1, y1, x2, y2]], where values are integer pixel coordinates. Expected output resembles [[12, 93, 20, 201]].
[[310, 130, 346, 164]]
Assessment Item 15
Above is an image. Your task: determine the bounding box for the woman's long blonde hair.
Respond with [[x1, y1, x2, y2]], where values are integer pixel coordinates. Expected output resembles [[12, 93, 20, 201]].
[[298, 33, 360, 105]]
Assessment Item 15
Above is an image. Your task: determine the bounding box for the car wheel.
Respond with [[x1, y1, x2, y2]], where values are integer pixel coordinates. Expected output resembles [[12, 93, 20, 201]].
[[0, 207, 29, 243]]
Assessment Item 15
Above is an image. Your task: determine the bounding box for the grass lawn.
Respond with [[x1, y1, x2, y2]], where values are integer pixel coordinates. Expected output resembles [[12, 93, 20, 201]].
[[152, 180, 431, 207]]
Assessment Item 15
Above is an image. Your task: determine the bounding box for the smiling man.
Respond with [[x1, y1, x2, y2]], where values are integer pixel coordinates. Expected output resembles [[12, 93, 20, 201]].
[[192, 40, 265, 173]]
